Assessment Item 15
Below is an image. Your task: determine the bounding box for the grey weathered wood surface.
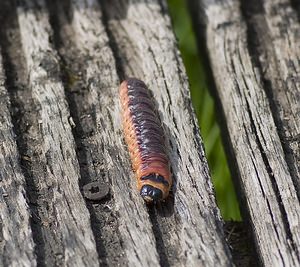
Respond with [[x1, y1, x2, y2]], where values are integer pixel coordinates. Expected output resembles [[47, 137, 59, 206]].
[[0, 0, 234, 266], [247, 0, 300, 201], [190, 0, 300, 266], [0, 0, 100, 266], [0, 48, 36, 266]]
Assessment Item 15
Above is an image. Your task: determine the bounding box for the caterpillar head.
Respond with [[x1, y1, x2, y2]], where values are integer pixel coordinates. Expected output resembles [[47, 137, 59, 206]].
[[140, 184, 163, 203]]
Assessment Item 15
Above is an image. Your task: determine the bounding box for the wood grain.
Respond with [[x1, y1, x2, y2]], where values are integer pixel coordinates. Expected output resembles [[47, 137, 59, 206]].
[[0, 0, 99, 265], [49, 0, 161, 265], [102, 0, 232, 266], [245, 0, 300, 200], [0, 48, 36, 267], [190, 0, 300, 265]]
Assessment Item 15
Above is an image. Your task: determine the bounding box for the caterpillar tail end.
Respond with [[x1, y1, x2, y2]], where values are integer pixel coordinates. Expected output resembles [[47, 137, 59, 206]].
[[140, 185, 163, 203]]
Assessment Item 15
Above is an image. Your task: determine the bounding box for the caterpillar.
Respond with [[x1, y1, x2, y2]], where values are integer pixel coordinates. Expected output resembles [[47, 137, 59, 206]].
[[120, 78, 172, 203]]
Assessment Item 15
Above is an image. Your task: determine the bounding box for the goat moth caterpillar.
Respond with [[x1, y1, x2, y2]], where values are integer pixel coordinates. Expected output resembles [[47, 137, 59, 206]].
[[120, 78, 171, 202]]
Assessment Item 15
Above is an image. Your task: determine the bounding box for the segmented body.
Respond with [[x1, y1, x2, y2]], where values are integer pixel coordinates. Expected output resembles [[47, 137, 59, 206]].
[[120, 78, 171, 202]]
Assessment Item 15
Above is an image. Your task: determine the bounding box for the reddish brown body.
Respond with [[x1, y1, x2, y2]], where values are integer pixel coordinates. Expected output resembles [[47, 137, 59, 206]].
[[120, 78, 172, 202]]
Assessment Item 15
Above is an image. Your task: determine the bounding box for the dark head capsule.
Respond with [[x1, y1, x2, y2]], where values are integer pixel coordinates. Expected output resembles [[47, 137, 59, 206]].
[[140, 185, 163, 202]]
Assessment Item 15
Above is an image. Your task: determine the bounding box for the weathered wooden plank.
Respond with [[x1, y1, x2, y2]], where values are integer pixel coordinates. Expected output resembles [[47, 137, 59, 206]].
[[0, 0, 99, 265], [244, 0, 300, 201], [47, 0, 233, 265], [0, 49, 36, 266], [48, 0, 161, 266], [189, 0, 300, 265], [101, 1, 233, 266]]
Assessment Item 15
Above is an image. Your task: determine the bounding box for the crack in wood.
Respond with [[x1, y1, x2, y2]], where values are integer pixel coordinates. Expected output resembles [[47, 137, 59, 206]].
[[240, 0, 300, 203], [46, 1, 120, 265], [0, 1, 45, 265], [190, 0, 300, 265], [245, 98, 299, 263]]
